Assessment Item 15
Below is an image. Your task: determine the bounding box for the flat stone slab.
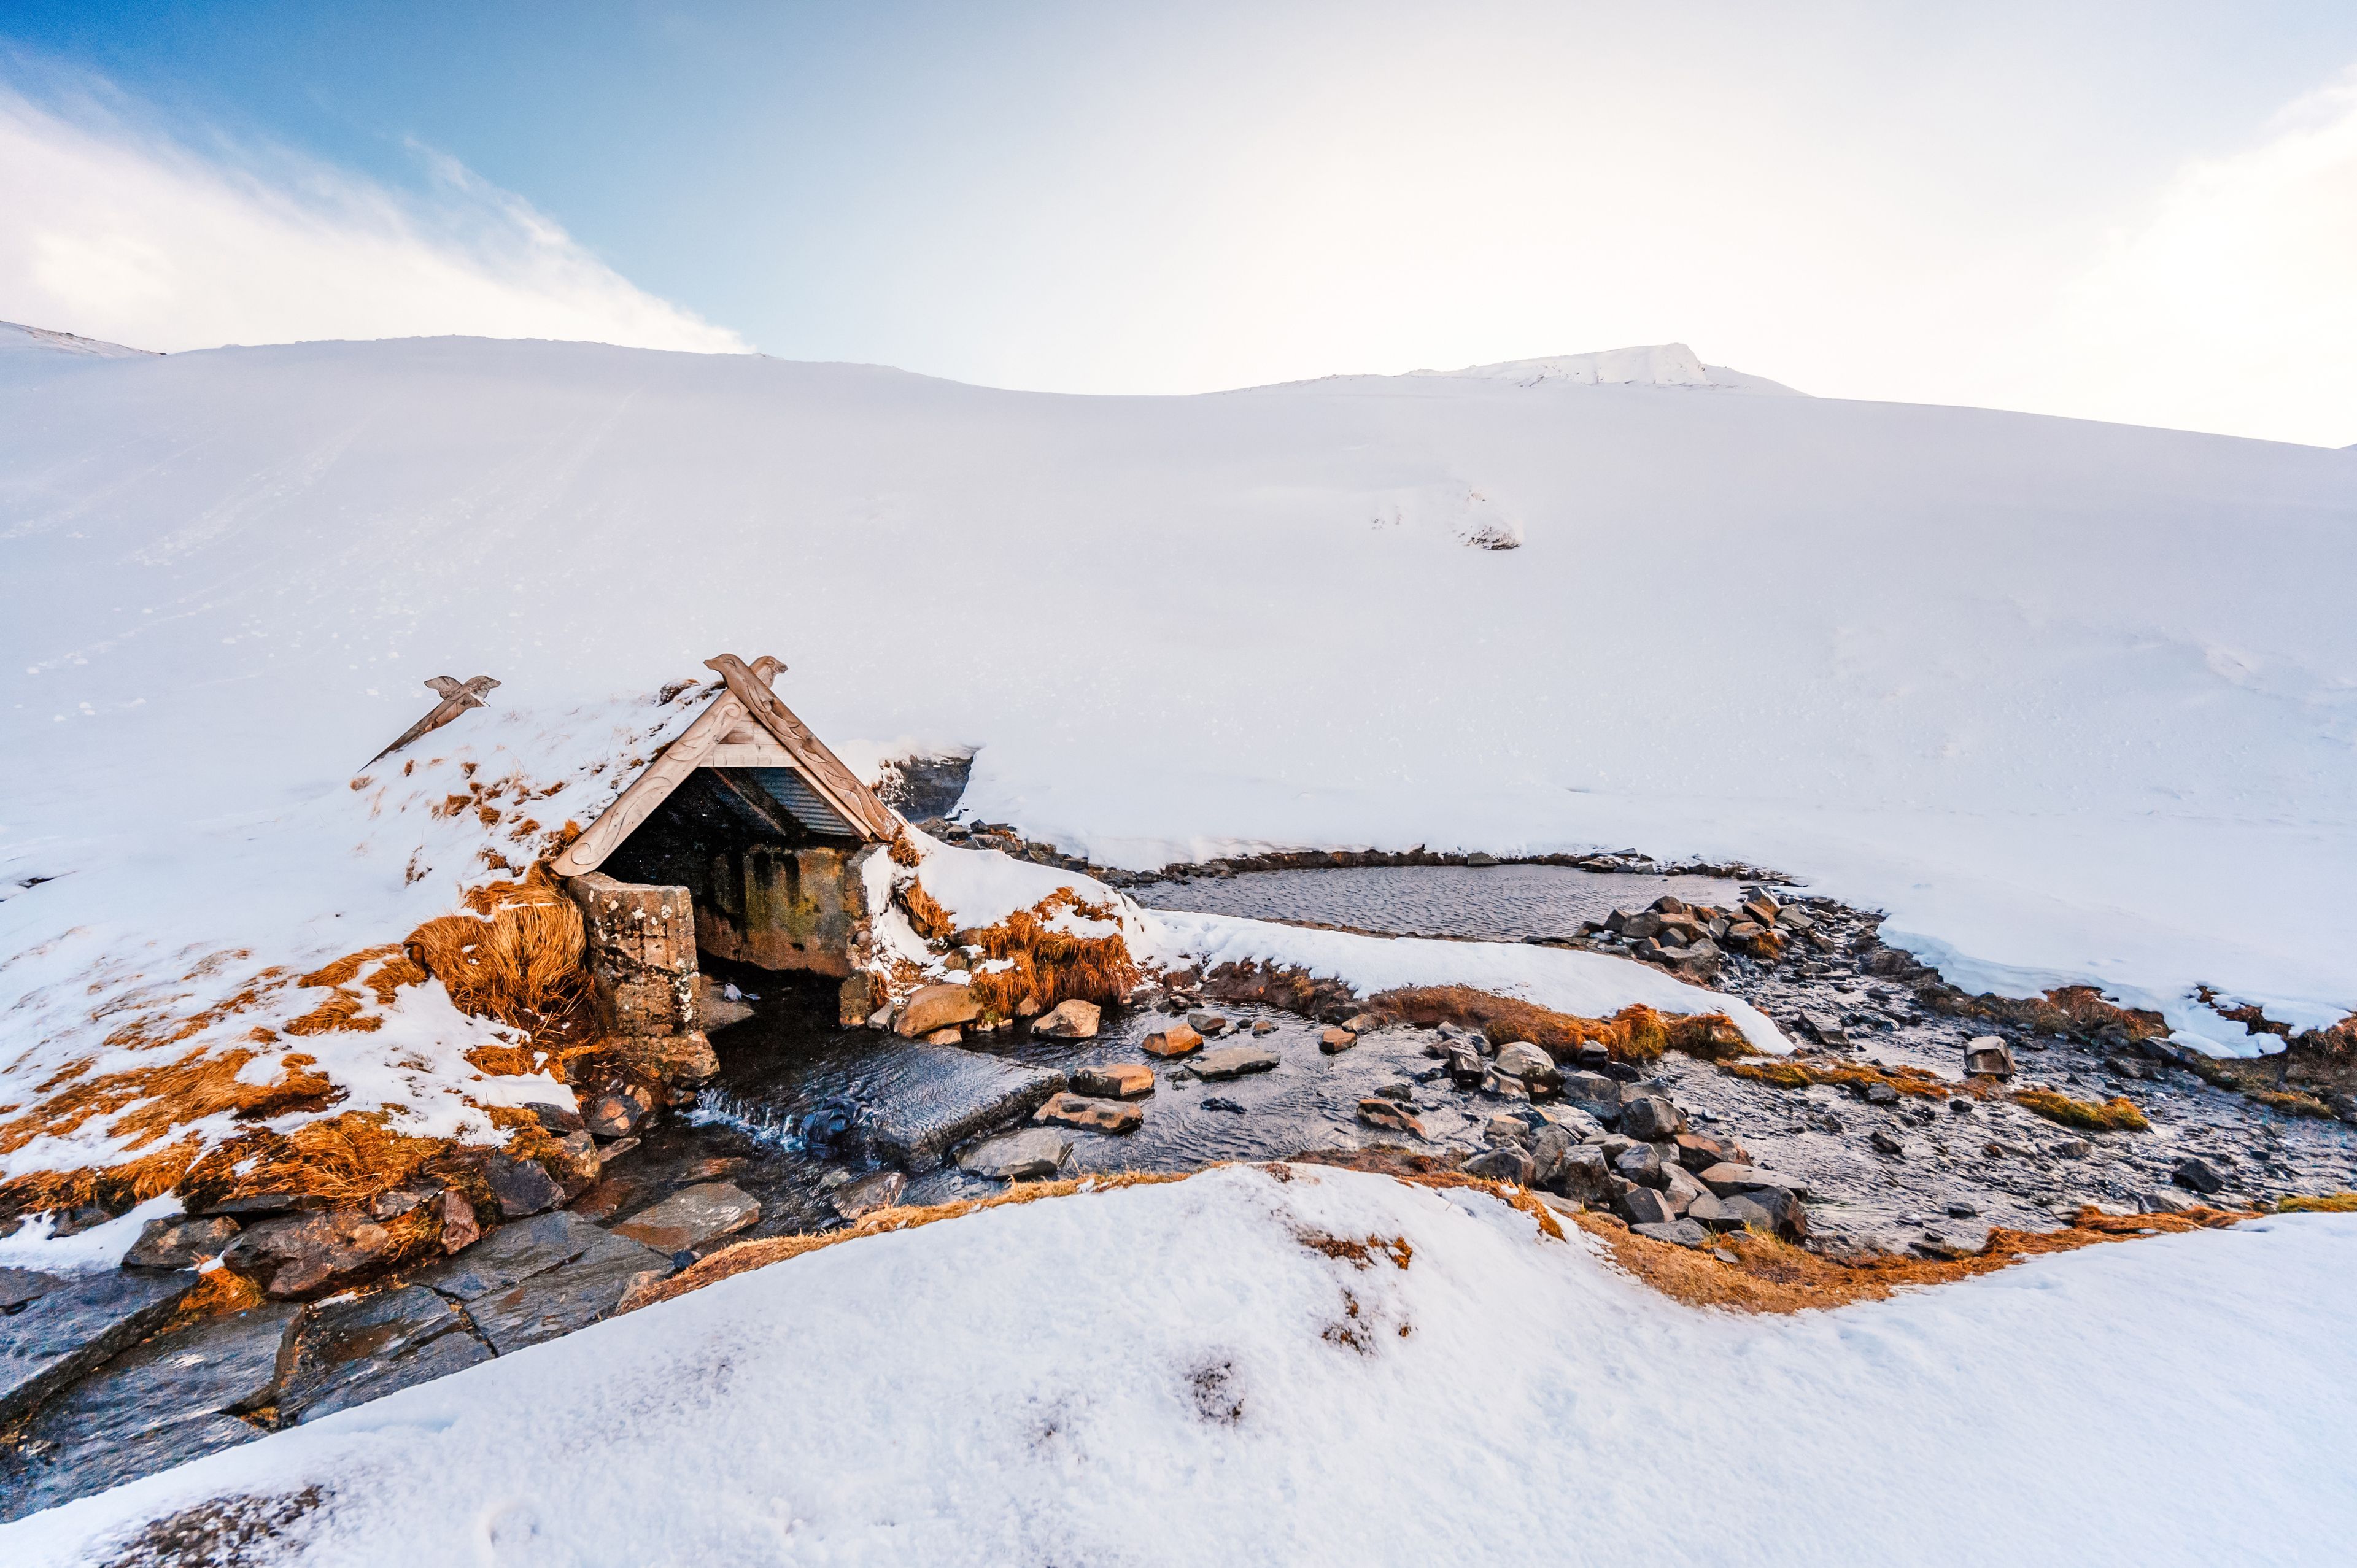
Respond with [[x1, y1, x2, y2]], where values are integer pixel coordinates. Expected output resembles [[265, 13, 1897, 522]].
[[408, 1210, 610, 1301], [277, 1284, 489, 1424], [958, 1128, 1073, 1181], [0, 1303, 296, 1521], [1071, 1062, 1155, 1100], [1, 1267, 197, 1424], [0, 1267, 62, 1311], [464, 1232, 673, 1357], [1631, 1219, 1711, 1249], [1193, 1044, 1281, 1081], [611, 1183, 761, 1255], [853, 1045, 1066, 1168], [1033, 1092, 1144, 1135]]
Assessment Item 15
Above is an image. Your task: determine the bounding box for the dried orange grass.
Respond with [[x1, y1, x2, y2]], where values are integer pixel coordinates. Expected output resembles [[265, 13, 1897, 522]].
[[1721, 1056, 1959, 1099], [964, 889, 1137, 1021], [404, 865, 589, 1043], [896, 878, 957, 943], [2013, 1087, 2150, 1132]]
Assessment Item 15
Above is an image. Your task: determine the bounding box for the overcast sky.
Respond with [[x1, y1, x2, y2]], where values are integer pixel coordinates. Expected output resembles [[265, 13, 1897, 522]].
[[4, 1, 2355, 444]]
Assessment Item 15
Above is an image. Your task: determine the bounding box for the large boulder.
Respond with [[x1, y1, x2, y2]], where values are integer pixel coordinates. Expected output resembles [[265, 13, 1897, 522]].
[[1495, 1042, 1561, 1092], [1463, 1146, 1536, 1186], [1549, 1147, 1622, 1207], [1619, 1096, 1686, 1141], [897, 983, 985, 1038]]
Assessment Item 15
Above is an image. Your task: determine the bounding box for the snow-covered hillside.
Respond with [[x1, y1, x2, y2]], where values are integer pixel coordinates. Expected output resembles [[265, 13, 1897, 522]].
[[0, 320, 154, 359], [7, 1166, 2353, 1565], [2, 333, 2352, 1065]]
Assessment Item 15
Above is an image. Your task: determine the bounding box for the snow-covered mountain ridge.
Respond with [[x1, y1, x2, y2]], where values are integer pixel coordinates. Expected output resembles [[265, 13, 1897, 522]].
[[1, 332, 2351, 1055]]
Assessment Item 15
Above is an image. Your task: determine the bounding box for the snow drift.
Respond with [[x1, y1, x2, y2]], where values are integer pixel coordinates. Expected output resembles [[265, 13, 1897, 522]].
[[1, 331, 2352, 1081], [4, 1167, 2351, 1564]]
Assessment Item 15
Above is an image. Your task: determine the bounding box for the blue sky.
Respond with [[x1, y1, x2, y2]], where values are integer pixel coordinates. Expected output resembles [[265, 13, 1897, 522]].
[[5, 2, 2357, 441]]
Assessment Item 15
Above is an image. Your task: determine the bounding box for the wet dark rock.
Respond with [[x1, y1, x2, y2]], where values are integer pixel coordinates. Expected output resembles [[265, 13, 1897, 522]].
[[586, 1084, 654, 1138], [853, 1048, 1065, 1169], [1722, 1186, 1808, 1239], [1, 1269, 198, 1424], [123, 1215, 242, 1271], [1446, 1046, 1488, 1089], [831, 1172, 907, 1219], [1862, 1082, 1901, 1106], [462, 1232, 674, 1356], [527, 1101, 586, 1134], [483, 1155, 567, 1219], [958, 1128, 1074, 1180], [0, 1267, 61, 1310], [409, 1210, 607, 1300], [221, 1208, 407, 1300], [277, 1285, 489, 1424], [1201, 1097, 1248, 1115], [1870, 1130, 1908, 1157], [0, 1301, 298, 1520], [611, 1183, 762, 1253], [1187, 1012, 1230, 1037], [2172, 1157, 2228, 1195]]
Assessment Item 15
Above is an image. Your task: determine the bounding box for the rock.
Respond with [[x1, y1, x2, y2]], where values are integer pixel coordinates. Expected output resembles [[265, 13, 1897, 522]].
[[411, 1210, 610, 1299], [220, 1207, 407, 1299], [1374, 1081, 1417, 1103], [1741, 895, 1781, 926], [123, 1215, 241, 1271], [921, 1026, 965, 1045], [1614, 1143, 1666, 1188], [1805, 1109, 1846, 1134], [1686, 1192, 1740, 1231], [435, 1188, 482, 1254], [1034, 1092, 1145, 1134], [1072, 1062, 1155, 1099], [527, 1100, 585, 1134], [1528, 1124, 1577, 1188], [1617, 1186, 1678, 1226], [958, 1127, 1074, 1180], [1141, 1023, 1205, 1059], [1194, 1044, 1281, 1081], [1495, 1042, 1560, 1092], [541, 1131, 602, 1197], [277, 1285, 490, 1424], [1200, 1097, 1247, 1114], [2138, 1189, 2199, 1215], [1697, 1163, 1809, 1199], [1355, 1099, 1426, 1138], [1032, 999, 1102, 1038], [1619, 1095, 1685, 1141], [1251, 1019, 1278, 1036], [1870, 1129, 1909, 1157], [896, 983, 985, 1038], [1560, 1070, 1620, 1107], [1631, 1219, 1710, 1249], [2172, 1157, 2228, 1195], [0, 1269, 198, 1425], [1963, 1037, 2016, 1078], [1319, 1027, 1358, 1053], [1863, 1082, 1901, 1106], [460, 1233, 676, 1357], [694, 973, 756, 1032], [484, 1154, 567, 1219], [1341, 1013, 1384, 1035], [611, 1183, 763, 1253], [0, 1268, 61, 1311], [1621, 911, 1665, 941], [831, 1171, 907, 1220], [586, 1084, 654, 1138], [2049, 1138, 2092, 1159], [1946, 1200, 1981, 1218], [1186, 1011, 1230, 1036], [1661, 1161, 1709, 1210], [646, 1030, 719, 1085], [1674, 1131, 1747, 1170], [1446, 1046, 1487, 1088], [1802, 1013, 1849, 1047], [0, 1302, 297, 1520], [1722, 1187, 1808, 1238], [1463, 1146, 1535, 1185], [1550, 1148, 1620, 1205]]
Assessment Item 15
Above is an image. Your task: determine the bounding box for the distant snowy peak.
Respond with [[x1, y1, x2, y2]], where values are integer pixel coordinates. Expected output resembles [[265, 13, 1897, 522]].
[[0, 320, 158, 358], [1410, 343, 1802, 395]]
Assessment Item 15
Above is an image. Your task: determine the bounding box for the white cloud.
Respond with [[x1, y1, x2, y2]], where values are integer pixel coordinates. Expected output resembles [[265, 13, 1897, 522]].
[[2027, 68, 2357, 447], [0, 84, 747, 355]]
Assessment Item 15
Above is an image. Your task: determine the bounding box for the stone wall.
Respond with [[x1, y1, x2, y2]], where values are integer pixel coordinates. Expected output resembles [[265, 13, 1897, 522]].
[[562, 872, 715, 1083], [692, 843, 879, 979]]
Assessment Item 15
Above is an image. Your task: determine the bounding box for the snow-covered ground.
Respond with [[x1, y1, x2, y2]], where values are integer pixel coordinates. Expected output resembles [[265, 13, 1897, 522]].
[[2, 323, 2351, 1158], [4, 1165, 2350, 1565]]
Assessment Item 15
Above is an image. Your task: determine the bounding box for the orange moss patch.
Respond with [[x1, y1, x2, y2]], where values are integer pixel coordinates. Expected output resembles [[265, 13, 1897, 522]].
[[2247, 1089, 2337, 1119], [1372, 986, 1746, 1064], [2274, 1192, 2357, 1213], [1720, 1055, 1957, 1099], [2014, 1087, 2150, 1132]]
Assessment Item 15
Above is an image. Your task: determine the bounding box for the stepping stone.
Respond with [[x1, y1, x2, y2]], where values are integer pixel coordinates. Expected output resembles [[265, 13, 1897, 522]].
[[854, 1045, 1068, 1168], [1320, 1029, 1357, 1053], [1194, 1044, 1280, 1081], [1141, 1024, 1204, 1058], [1356, 1099, 1426, 1139], [1032, 999, 1102, 1038], [611, 1183, 762, 1255], [1186, 1012, 1229, 1036], [1033, 1092, 1144, 1135], [1072, 1062, 1155, 1099], [958, 1128, 1072, 1181], [1, 1269, 196, 1424]]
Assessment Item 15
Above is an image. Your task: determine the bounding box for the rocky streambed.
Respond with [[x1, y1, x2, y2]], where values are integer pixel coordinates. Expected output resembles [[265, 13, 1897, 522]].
[[7, 862, 2353, 1519]]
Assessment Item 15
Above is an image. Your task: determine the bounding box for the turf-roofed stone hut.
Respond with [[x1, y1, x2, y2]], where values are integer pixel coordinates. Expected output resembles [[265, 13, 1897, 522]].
[[552, 655, 902, 1040]]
